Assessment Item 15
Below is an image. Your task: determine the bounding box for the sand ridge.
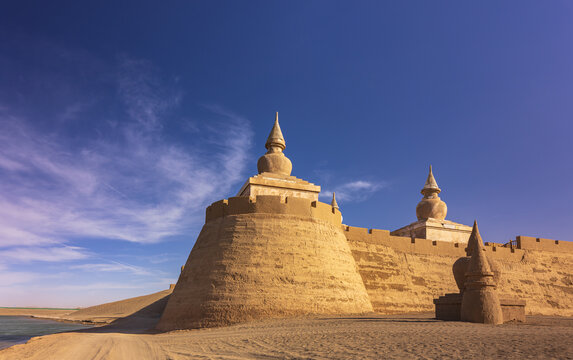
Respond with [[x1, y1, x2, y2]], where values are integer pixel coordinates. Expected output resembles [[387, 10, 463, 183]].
[[61, 289, 172, 324], [0, 289, 172, 326]]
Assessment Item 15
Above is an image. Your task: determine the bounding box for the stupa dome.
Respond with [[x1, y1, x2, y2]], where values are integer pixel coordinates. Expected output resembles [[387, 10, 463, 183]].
[[257, 112, 292, 176], [416, 165, 447, 220]]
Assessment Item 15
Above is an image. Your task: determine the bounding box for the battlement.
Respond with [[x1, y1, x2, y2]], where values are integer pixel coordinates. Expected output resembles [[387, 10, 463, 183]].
[[205, 195, 342, 225], [344, 224, 573, 258], [343, 225, 532, 259], [515, 236, 573, 253]]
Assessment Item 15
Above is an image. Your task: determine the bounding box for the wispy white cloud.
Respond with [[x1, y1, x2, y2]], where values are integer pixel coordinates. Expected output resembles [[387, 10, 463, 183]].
[[117, 55, 181, 132], [51, 282, 146, 292], [0, 246, 89, 263], [0, 47, 255, 306], [0, 55, 253, 253], [70, 261, 153, 276], [320, 180, 387, 203]]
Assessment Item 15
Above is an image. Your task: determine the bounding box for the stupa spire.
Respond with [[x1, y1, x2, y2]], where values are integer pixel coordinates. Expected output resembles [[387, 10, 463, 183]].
[[265, 112, 286, 152], [421, 165, 441, 195], [415, 165, 447, 220], [257, 112, 293, 176], [331, 192, 339, 210]]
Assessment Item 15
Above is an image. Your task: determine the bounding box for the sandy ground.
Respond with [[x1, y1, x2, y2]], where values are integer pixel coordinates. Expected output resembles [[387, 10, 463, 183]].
[[1, 313, 571, 360]]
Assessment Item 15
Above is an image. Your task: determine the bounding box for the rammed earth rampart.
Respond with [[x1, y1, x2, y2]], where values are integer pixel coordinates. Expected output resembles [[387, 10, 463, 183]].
[[157, 194, 371, 330], [344, 223, 573, 316]]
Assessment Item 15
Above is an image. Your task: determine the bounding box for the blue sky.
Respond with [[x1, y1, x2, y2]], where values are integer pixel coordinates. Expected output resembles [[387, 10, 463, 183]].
[[1, 1, 572, 307]]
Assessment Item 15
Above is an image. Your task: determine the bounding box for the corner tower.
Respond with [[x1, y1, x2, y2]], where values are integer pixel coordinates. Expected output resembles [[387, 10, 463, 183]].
[[157, 113, 372, 331]]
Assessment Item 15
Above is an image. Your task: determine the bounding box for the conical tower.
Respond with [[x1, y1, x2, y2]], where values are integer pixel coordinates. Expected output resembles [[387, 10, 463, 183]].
[[157, 113, 373, 331], [460, 221, 503, 324], [453, 221, 502, 292], [416, 165, 447, 220]]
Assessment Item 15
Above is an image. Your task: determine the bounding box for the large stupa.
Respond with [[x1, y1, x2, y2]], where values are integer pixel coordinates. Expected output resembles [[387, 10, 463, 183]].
[[156, 113, 372, 331], [391, 165, 472, 244]]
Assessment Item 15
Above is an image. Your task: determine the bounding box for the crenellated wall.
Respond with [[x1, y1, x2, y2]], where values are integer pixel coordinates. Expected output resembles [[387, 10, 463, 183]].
[[516, 235, 573, 252], [206, 195, 341, 225], [344, 225, 573, 316]]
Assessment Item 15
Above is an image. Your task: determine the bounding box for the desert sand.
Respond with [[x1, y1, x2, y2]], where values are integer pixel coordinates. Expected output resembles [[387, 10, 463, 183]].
[[0, 312, 571, 359], [1, 288, 571, 359]]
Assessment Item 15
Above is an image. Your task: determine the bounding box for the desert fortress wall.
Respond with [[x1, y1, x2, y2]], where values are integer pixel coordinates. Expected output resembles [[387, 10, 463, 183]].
[[344, 226, 573, 316], [158, 115, 573, 331], [157, 196, 373, 330]]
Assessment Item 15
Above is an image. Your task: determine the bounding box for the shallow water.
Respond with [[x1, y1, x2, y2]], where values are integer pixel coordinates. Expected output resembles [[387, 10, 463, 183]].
[[0, 316, 92, 350]]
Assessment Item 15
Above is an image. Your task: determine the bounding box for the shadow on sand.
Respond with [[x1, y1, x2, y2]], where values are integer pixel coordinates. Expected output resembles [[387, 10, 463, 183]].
[[74, 294, 171, 335]]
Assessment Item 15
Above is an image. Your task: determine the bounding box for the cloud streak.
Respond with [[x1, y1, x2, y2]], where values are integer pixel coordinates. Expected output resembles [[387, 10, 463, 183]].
[[70, 261, 154, 276], [0, 55, 253, 255], [0, 246, 89, 263], [320, 180, 386, 203]]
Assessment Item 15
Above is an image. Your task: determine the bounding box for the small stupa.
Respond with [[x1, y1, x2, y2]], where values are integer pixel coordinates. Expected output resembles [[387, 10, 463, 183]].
[[391, 165, 472, 244], [434, 221, 525, 323], [460, 221, 503, 324], [453, 221, 501, 293]]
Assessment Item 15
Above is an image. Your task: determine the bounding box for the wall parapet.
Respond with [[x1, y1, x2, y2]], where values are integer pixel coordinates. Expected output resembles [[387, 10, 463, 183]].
[[516, 236, 573, 253], [205, 195, 342, 225], [343, 225, 528, 259]]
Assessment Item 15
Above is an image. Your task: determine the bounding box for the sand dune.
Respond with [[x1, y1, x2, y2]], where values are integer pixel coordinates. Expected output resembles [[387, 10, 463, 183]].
[[2, 290, 571, 359], [0, 288, 172, 326], [1, 314, 571, 359], [60, 289, 172, 324]]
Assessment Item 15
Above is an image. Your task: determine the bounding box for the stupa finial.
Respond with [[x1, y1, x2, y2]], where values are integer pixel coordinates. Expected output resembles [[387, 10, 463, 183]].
[[331, 192, 339, 210], [265, 112, 286, 152], [421, 165, 441, 195]]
